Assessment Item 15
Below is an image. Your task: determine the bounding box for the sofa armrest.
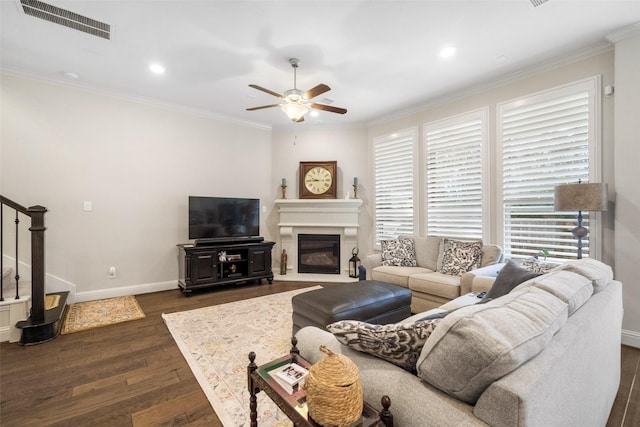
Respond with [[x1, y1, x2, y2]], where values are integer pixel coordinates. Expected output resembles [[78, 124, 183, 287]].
[[363, 253, 383, 280], [460, 262, 504, 294]]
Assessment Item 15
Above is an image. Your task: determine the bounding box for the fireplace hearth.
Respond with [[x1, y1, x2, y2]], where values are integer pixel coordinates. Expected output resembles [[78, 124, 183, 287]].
[[298, 234, 340, 274]]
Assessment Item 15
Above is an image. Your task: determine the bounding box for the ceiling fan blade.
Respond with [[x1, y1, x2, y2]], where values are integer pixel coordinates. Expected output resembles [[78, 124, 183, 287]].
[[249, 84, 283, 99], [304, 84, 331, 100], [246, 104, 281, 111], [310, 103, 347, 114]]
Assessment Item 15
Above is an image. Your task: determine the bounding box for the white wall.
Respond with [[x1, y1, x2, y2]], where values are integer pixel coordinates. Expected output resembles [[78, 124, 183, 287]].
[[1, 74, 272, 300], [613, 31, 640, 347]]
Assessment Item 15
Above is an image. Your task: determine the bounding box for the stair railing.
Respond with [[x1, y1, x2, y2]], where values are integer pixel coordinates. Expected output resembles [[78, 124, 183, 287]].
[[1, 196, 47, 323]]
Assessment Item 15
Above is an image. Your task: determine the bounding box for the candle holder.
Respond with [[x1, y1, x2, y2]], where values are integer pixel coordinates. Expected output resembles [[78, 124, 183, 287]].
[[280, 185, 287, 199], [353, 184, 359, 199]]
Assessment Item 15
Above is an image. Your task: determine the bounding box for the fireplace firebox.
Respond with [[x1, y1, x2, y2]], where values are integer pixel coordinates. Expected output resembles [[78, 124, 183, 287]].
[[298, 234, 340, 274]]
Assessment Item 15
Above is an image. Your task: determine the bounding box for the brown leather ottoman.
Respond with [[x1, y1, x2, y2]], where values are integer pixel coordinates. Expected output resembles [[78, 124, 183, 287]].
[[292, 280, 412, 334]]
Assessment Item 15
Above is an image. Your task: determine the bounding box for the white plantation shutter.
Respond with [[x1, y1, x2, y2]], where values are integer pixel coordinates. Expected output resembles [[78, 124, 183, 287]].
[[499, 80, 597, 260], [425, 112, 485, 239], [374, 129, 416, 246]]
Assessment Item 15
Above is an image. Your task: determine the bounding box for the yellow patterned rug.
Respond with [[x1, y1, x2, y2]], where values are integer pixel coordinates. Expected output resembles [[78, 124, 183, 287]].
[[61, 295, 145, 334]]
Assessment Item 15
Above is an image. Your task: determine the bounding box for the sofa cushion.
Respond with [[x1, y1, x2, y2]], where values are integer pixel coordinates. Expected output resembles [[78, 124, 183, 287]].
[[381, 238, 417, 267], [551, 258, 614, 293], [416, 286, 568, 404], [512, 270, 593, 315], [371, 266, 433, 287], [327, 318, 441, 371], [408, 272, 461, 300], [401, 235, 443, 270], [480, 259, 542, 303], [439, 239, 483, 276], [480, 244, 503, 267]]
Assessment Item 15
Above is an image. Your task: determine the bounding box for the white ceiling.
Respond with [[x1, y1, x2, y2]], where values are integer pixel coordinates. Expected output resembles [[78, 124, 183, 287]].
[[1, 0, 639, 129]]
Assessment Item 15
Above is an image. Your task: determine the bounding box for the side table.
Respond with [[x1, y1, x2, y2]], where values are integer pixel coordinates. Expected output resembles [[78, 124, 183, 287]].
[[247, 339, 393, 427]]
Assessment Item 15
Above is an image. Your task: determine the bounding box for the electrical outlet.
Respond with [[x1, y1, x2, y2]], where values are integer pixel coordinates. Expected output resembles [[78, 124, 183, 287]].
[[108, 266, 117, 279]]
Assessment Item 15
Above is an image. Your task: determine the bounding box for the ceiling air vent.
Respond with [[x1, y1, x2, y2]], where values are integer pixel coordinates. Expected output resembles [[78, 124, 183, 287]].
[[529, 0, 549, 7], [20, 0, 111, 40]]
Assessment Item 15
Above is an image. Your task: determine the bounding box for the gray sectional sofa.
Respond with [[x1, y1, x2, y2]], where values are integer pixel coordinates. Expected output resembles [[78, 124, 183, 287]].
[[363, 235, 504, 313], [296, 259, 622, 427]]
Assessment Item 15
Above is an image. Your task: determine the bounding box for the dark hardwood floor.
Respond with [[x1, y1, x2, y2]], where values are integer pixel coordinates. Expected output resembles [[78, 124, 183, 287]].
[[1, 280, 638, 426]]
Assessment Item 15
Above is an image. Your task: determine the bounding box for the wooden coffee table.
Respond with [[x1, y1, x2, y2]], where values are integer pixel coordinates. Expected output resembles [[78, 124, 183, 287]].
[[247, 340, 393, 427]]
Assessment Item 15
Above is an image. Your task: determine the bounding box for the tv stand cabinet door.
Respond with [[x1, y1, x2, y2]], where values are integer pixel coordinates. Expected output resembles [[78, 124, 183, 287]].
[[248, 245, 273, 277], [191, 252, 218, 285]]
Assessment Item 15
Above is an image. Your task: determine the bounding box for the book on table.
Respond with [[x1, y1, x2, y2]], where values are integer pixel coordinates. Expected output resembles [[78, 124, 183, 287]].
[[267, 362, 309, 394]]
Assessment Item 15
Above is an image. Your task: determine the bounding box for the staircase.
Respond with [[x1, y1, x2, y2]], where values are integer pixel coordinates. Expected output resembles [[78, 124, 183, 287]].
[[1, 196, 67, 344]]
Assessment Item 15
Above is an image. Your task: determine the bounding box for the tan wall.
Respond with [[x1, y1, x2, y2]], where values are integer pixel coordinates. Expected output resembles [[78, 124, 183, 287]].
[[613, 32, 640, 346], [365, 50, 616, 264], [269, 127, 370, 264]]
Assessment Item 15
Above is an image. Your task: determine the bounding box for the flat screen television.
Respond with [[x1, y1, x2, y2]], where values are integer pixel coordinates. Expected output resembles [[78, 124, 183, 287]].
[[189, 196, 260, 241]]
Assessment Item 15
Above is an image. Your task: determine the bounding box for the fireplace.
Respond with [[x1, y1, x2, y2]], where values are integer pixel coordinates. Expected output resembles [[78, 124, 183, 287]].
[[274, 198, 362, 280], [298, 234, 340, 274]]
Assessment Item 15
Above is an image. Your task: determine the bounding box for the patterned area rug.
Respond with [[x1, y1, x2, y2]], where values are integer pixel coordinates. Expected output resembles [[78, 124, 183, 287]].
[[162, 286, 322, 427], [61, 295, 145, 334]]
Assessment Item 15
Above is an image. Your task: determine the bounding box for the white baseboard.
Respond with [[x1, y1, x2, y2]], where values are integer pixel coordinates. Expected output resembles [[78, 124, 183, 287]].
[[74, 280, 179, 302], [46, 273, 77, 300], [622, 329, 640, 348]]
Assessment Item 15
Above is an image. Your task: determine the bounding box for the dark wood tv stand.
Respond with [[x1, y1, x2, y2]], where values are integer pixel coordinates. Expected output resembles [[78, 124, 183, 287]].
[[177, 238, 275, 296]]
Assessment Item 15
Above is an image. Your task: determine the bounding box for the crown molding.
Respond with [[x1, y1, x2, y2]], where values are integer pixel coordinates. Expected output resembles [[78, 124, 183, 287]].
[[0, 67, 272, 131], [606, 22, 640, 43], [367, 40, 614, 127]]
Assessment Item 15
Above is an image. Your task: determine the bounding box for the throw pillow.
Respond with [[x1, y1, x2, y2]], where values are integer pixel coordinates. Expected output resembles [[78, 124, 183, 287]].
[[439, 239, 483, 276], [381, 237, 417, 267], [480, 259, 541, 303], [327, 318, 441, 372], [520, 259, 558, 274], [416, 286, 568, 404]]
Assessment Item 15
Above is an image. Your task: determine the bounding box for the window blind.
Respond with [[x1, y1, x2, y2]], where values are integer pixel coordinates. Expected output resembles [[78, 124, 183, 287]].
[[374, 130, 415, 246], [500, 89, 591, 260], [425, 115, 484, 239]]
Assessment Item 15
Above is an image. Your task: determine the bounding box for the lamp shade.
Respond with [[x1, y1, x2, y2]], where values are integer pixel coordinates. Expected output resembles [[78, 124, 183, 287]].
[[554, 182, 608, 212]]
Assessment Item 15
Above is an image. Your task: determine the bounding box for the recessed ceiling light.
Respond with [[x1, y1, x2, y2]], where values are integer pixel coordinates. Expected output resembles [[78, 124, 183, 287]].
[[63, 71, 79, 79], [440, 46, 456, 59], [149, 63, 165, 75]]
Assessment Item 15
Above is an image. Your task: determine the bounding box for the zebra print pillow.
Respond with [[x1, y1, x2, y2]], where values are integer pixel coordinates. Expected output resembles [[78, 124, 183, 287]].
[[327, 318, 441, 372], [381, 237, 417, 267], [439, 239, 483, 276]]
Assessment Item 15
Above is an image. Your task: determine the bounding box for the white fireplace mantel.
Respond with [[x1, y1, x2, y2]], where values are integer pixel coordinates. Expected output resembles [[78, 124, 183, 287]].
[[274, 198, 362, 281]]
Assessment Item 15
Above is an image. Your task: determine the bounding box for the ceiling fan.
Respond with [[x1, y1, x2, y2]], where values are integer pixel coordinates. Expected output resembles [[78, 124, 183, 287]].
[[246, 58, 347, 122]]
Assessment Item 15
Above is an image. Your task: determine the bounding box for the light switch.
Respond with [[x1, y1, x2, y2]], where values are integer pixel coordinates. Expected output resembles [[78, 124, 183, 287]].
[[83, 201, 92, 211]]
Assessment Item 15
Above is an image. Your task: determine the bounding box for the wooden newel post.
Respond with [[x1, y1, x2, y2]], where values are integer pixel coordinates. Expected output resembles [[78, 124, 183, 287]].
[[28, 205, 47, 323]]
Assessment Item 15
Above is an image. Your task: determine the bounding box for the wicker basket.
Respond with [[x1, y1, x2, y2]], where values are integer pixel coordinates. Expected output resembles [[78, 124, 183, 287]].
[[304, 345, 363, 427]]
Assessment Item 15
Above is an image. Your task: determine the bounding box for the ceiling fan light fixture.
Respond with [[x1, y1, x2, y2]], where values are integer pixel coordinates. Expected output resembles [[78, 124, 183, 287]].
[[281, 101, 308, 122]]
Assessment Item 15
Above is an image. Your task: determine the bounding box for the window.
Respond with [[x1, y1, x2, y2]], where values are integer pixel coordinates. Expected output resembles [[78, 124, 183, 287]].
[[373, 128, 417, 247], [424, 109, 487, 240], [498, 78, 600, 261]]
